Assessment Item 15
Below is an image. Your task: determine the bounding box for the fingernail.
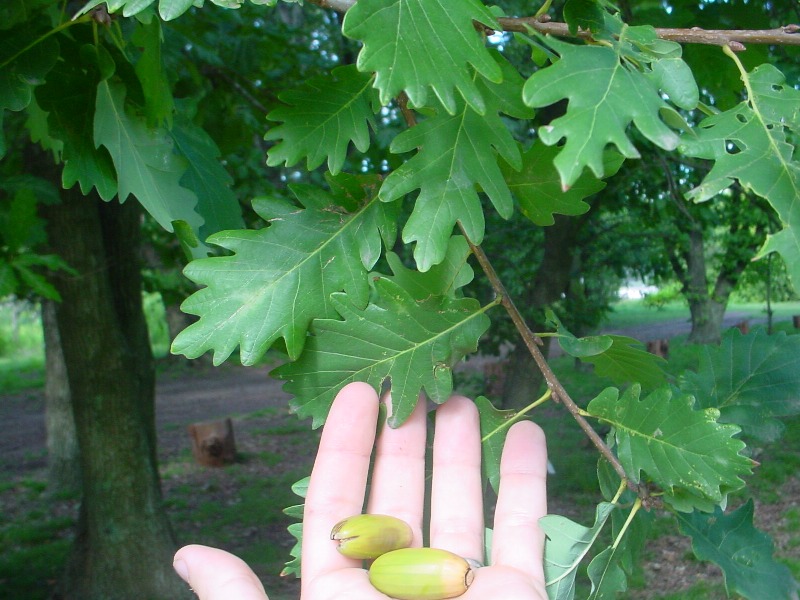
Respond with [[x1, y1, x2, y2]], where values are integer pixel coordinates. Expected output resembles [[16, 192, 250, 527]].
[[173, 558, 190, 583]]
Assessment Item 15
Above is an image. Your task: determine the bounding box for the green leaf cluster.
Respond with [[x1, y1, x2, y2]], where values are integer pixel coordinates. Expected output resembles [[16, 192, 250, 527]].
[[680, 60, 800, 291], [680, 328, 800, 443], [1, 9, 244, 260], [173, 178, 398, 365]]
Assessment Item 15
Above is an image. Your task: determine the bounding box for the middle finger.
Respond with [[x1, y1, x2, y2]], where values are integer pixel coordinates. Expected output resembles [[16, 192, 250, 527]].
[[429, 396, 484, 563]]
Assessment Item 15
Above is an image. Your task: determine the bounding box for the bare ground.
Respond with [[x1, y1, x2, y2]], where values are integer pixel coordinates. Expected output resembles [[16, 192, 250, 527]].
[[1, 316, 798, 599]]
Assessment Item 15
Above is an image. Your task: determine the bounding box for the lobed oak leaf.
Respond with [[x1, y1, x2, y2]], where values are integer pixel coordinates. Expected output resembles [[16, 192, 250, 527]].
[[380, 62, 529, 271], [265, 66, 379, 176], [341, 0, 501, 115], [680, 328, 800, 443], [679, 64, 800, 292], [587, 385, 753, 511], [172, 184, 398, 364], [274, 273, 490, 429], [676, 500, 798, 600], [94, 80, 204, 237], [523, 34, 680, 188]]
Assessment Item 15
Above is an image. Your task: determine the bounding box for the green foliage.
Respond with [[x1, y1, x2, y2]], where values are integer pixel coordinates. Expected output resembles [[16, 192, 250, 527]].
[[275, 237, 491, 428], [676, 500, 798, 600], [342, 0, 501, 113], [586, 544, 628, 599], [680, 328, 800, 443], [173, 178, 398, 364], [281, 476, 309, 578], [0, 178, 74, 300], [3, 1, 800, 598], [265, 65, 379, 176], [94, 79, 204, 237], [476, 395, 516, 494], [580, 335, 667, 390], [522, 22, 691, 187], [587, 385, 753, 512], [542, 502, 616, 600], [503, 143, 624, 226], [0, 25, 59, 158], [380, 57, 532, 270], [76, 0, 279, 21], [681, 59, 800, 291]]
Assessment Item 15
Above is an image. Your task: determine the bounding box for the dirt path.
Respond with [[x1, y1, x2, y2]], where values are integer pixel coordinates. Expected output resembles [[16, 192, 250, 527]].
[[0, 362, 286, 476], [0, 311, 771, 474]]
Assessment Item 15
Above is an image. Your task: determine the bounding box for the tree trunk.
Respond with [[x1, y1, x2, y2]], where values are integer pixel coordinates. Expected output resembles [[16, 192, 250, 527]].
[[686, 295, 727, 344], [500, 339, 552, 409], [44, 189, 190, 600], [500, 215, 581, 409], [42, 299, 81, 495]]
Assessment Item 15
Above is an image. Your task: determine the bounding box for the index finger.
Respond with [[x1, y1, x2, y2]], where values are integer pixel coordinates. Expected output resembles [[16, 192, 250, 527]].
[[301, 382, 381, 582]]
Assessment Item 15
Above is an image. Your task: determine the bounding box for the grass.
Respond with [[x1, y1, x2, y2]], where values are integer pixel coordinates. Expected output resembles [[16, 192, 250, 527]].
[[602, 299, 800, 330], [0, 479, 76, 599]]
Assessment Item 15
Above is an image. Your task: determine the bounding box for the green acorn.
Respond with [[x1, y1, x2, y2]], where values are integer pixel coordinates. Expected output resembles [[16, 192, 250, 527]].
[[368, 547, 474, 600], [330, 514, 413, 559]]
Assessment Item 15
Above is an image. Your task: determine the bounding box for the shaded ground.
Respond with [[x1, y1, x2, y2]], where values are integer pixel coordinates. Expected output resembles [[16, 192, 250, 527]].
[[1, 317, 798, 599]]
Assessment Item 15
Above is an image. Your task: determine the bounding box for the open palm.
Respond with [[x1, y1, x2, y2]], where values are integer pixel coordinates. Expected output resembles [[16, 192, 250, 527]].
[[175, 382, 549, 600]]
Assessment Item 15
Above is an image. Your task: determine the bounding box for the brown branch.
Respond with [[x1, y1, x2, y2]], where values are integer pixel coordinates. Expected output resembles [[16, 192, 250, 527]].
[[390, 93, 646, 500], [464, 238, 643, 498], [305, 0, 800, 48], [201, 65, 272, 115], [498, 18, 800, 49]]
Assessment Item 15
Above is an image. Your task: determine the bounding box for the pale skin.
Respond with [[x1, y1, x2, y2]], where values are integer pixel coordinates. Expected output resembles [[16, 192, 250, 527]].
[[173, 381, 549, 600]]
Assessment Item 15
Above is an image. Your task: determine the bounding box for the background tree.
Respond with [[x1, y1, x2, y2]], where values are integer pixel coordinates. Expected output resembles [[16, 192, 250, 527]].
[[610, 152, 774, 343]]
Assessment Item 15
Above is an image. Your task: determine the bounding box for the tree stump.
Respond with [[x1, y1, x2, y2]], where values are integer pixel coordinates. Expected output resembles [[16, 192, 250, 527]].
[[646, 339, 669, 359], [793, 315, 800, 329], [188, 418, 237, 467]]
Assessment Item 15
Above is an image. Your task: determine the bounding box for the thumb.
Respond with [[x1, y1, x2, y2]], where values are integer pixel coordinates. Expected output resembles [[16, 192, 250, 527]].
[[174, 544, 269, 600]]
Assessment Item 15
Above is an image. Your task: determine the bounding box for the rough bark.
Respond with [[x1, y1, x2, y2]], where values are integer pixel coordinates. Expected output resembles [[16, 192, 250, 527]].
[[681, 216, 761, 344], [42, 299, 81, 495], [43, 189, 190, 600]]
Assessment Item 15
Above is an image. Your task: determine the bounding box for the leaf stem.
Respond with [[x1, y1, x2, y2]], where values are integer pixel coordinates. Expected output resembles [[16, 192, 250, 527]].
[[481, 388, 551, 443], [534, 0, 553, 19], [610, 479, 627, 505], [611, 498, 642, 550], [0, 15, 92, 70]]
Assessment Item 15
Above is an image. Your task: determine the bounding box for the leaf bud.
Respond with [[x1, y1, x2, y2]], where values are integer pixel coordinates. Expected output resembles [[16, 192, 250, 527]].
[[330, 514, 413, 559]]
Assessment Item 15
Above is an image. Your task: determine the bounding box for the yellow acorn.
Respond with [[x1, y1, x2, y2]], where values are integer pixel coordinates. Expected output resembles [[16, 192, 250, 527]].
[[368, 547, 475, 600], [330, 514, 413, 559]]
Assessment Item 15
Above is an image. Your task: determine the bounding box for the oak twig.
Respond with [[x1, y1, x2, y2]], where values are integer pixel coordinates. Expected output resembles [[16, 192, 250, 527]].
[[305, 0, 800, 48], [390, 90, 644, 499], [464, 238, 642, 497], [498, 18, 800, 49]]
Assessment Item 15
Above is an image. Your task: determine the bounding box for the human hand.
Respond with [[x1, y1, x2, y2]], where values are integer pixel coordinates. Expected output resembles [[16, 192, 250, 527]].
[[301, 382, 549, 600], [174, 381, 549, 600]]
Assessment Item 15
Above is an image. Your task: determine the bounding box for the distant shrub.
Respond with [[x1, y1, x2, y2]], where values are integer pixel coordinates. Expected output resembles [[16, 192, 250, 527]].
[[641, 282, 684, 309]]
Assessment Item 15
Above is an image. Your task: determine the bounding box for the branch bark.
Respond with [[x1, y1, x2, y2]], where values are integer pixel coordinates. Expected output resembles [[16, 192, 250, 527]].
[[497, 19, 800, 49], [466, 238, 644, 499], [306, 0, 800, 48]]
